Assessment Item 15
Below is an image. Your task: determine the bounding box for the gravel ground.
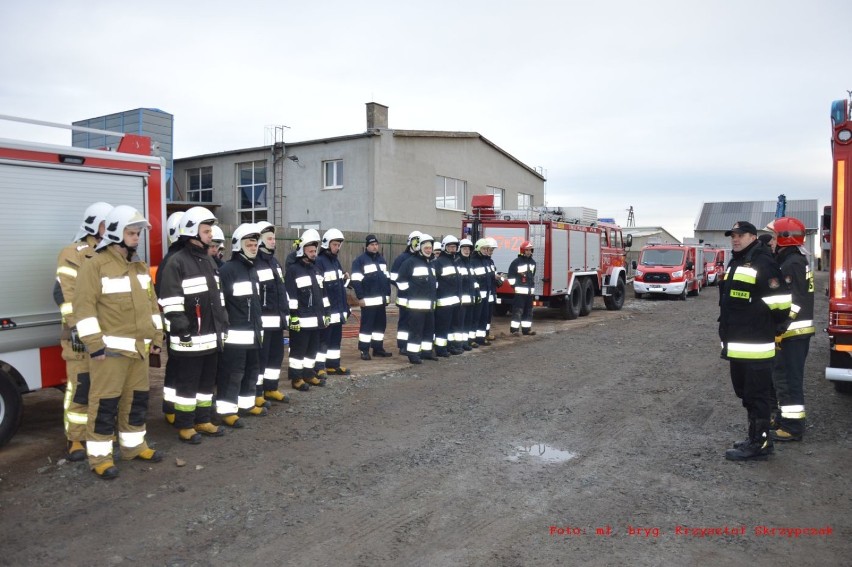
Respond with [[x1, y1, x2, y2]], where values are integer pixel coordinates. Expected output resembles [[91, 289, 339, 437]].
[[1, 271, 850, 566]]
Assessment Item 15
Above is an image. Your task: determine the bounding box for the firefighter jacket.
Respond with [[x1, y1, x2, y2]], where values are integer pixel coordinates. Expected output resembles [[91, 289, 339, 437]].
[[157, 242, 228, 355], [55, 234, 99, 330], [457, 254, 478, 305], [433, 251, 461, 307], [74, 245, 164, 359], [508, 254, 537, 295], [390, 249, 416, 305], [718, 240, 791, 362], [256, 248, 289, 330], [351, 250, 391, 307], [316, 248, 350, 324], [775, 246, 815, 341], [396, 253, 437, 311], [285, 256, 331, 329], [219, 253, 263, 349], [470, 252, 489, 302]]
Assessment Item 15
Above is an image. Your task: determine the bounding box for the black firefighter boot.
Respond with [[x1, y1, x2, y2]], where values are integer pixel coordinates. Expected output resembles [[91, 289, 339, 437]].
[[725, 419, 774, 461]]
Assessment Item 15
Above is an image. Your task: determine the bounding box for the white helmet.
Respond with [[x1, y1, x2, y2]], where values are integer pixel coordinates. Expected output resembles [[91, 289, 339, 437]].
[[231, 223, 261, 253], [442, 235, 459, 248], [211, 225, 226, 250], [418, 233, 435, 255], [166, 212, 184, 245], [485, 237, 498, 248], [459, 238, 473, 249], [297, 229, 321, 257], [179, 206, 217, 238], [74, 201, 113, 241], [97, 205, 151, 250], [321, 228, 345, 249], [255, 221, 275, 234], [434, 241, 443, 252], [407, 230, 422, 250]]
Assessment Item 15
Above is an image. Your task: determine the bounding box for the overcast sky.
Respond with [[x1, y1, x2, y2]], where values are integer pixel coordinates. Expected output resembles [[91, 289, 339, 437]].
[[1, 0, 849, 239]]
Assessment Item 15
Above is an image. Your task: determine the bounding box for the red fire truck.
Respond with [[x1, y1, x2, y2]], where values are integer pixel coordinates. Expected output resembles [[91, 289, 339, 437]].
[[826, 95, 852, 394], [462, 196, 632, 319], [0, 116, 166, 446]]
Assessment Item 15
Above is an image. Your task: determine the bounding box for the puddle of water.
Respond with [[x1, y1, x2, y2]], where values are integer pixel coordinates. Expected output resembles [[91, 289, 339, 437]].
[[508, 444, 576, 463]]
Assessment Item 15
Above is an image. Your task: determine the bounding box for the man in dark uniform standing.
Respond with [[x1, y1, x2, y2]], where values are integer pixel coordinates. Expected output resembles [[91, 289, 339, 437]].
[[719, 221, 791, 461]]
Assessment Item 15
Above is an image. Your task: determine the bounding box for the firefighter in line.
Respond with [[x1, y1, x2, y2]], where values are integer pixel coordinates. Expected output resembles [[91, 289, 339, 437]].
[[216, 224, 266, 428], [210, 225, 226, 267], [508, 240, 537, 336], [472, 238, 503, 345], [351, 234, 394, 360], [397, 234, 439, 364], [74, 205, 164, 479], [316, 228, 351, 376], [157, 207, 228, 444], [769, 217, 815, 442], [433, 235, 463, 356], [254, 221, 291, 406], [719, 221, 791, 461], [156, 211, 185, 426], [470, 239, 491, 345], [390, 231, 421, 354], [457, 238, 479, 350], [286, 229, 331, 390], [54, 201, 113, 462], [482, 237, 504, 342]]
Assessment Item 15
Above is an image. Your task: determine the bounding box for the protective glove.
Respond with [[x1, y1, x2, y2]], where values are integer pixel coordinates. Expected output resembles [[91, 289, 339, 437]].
[[289, 316, 301, 332], [179, 335, 193, 348], [323, 315, 331, 327], [70, 327, 86, 353]]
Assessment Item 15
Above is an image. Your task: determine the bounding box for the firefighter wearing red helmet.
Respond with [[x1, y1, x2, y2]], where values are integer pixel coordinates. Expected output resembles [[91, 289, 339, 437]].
[[507, 240, 537, 336], [769, 216, 814, 442]]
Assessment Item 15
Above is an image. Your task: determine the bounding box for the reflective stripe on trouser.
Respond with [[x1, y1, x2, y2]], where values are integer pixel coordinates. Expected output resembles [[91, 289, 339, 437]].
[[359, 305, 387, 353], [162, 341, 178, 415], [434, 305, 455, 353], [406, 309, 435, 356], [320, 323, 344, 369], [216, 347, 259, 416], [511, 294, 534, 332], [397, 305, 410, 349], [61, 342, 91, 441], [288, 328, 321, 379], [772, 336, 810, 434], [258, 328, 284, 393], [86, 355, 151, 468], [172, 352, 218, 429]]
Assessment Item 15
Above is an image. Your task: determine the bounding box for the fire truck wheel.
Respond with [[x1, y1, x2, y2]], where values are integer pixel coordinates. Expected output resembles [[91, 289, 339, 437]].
[[560, 281, 581, 320], [688, 279, 701, 297], [0, 370, 23, 448], [604, 278, 625, 311], [679, 285, 688, 301], [579, 278, 594, 317]]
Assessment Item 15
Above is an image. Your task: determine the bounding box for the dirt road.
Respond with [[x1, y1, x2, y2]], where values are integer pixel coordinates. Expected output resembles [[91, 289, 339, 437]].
[[1, 273, 850, 566]]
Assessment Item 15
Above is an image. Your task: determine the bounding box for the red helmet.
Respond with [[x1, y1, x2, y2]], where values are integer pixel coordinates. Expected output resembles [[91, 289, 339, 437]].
[[520, 240, 534, 253], [774, 217, 806, 247]]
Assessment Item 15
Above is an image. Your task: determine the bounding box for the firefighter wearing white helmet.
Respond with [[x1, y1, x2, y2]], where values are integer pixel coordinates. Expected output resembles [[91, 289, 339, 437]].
[[396, 234, 438, 364], [157, 206, 228, 444], [253, 221, 291, 406], [316, 228, 352, 375], [54, 201, 113, 462], [209, 225, 226, 266], [471, 238, 493, 345], [433, 235, 463, 356], [216, 223, 266, 429], [456, 238, 479, 350], [351, 234, 393, 360], [285, 229, 331, 390], [390, 230, 423, 352], [507, 240, 537, 336], [73, 205, 164, 478]]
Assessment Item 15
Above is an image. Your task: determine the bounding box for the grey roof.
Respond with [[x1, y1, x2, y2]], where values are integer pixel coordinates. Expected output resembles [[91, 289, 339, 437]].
[[696, 199, 818, 231]]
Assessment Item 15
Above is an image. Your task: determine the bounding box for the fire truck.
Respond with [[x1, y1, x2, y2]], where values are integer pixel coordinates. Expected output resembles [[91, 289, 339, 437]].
[[826, 95, 852, 393], [0, 115, 166, 446], [462, 195, 632, 319], [632, 242, 705, 299]]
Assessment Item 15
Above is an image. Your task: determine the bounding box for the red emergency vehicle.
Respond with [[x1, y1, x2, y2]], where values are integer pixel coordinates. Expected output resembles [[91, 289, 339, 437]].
[[702, 246, 727, 286], [0, 116, 166, 446], [632, 243, 704, 300], [462, 196, 632, 320]]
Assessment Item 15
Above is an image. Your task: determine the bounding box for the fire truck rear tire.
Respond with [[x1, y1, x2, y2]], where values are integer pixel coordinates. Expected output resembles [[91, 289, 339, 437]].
[[579, 278, 594, 317], [0, 370, 23, 448], [604, 278, 625, 311], [560, 281, 581, 320]]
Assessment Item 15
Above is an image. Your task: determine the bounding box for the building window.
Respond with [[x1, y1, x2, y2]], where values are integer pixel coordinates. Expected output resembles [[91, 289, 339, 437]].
[[518, 192, 533, 209], [323, 160, 343, 189], [436, 176, 467, 210], [186, 167, 213, 202], [237, 161, 268, 223], [486, 186, 504, 209]]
